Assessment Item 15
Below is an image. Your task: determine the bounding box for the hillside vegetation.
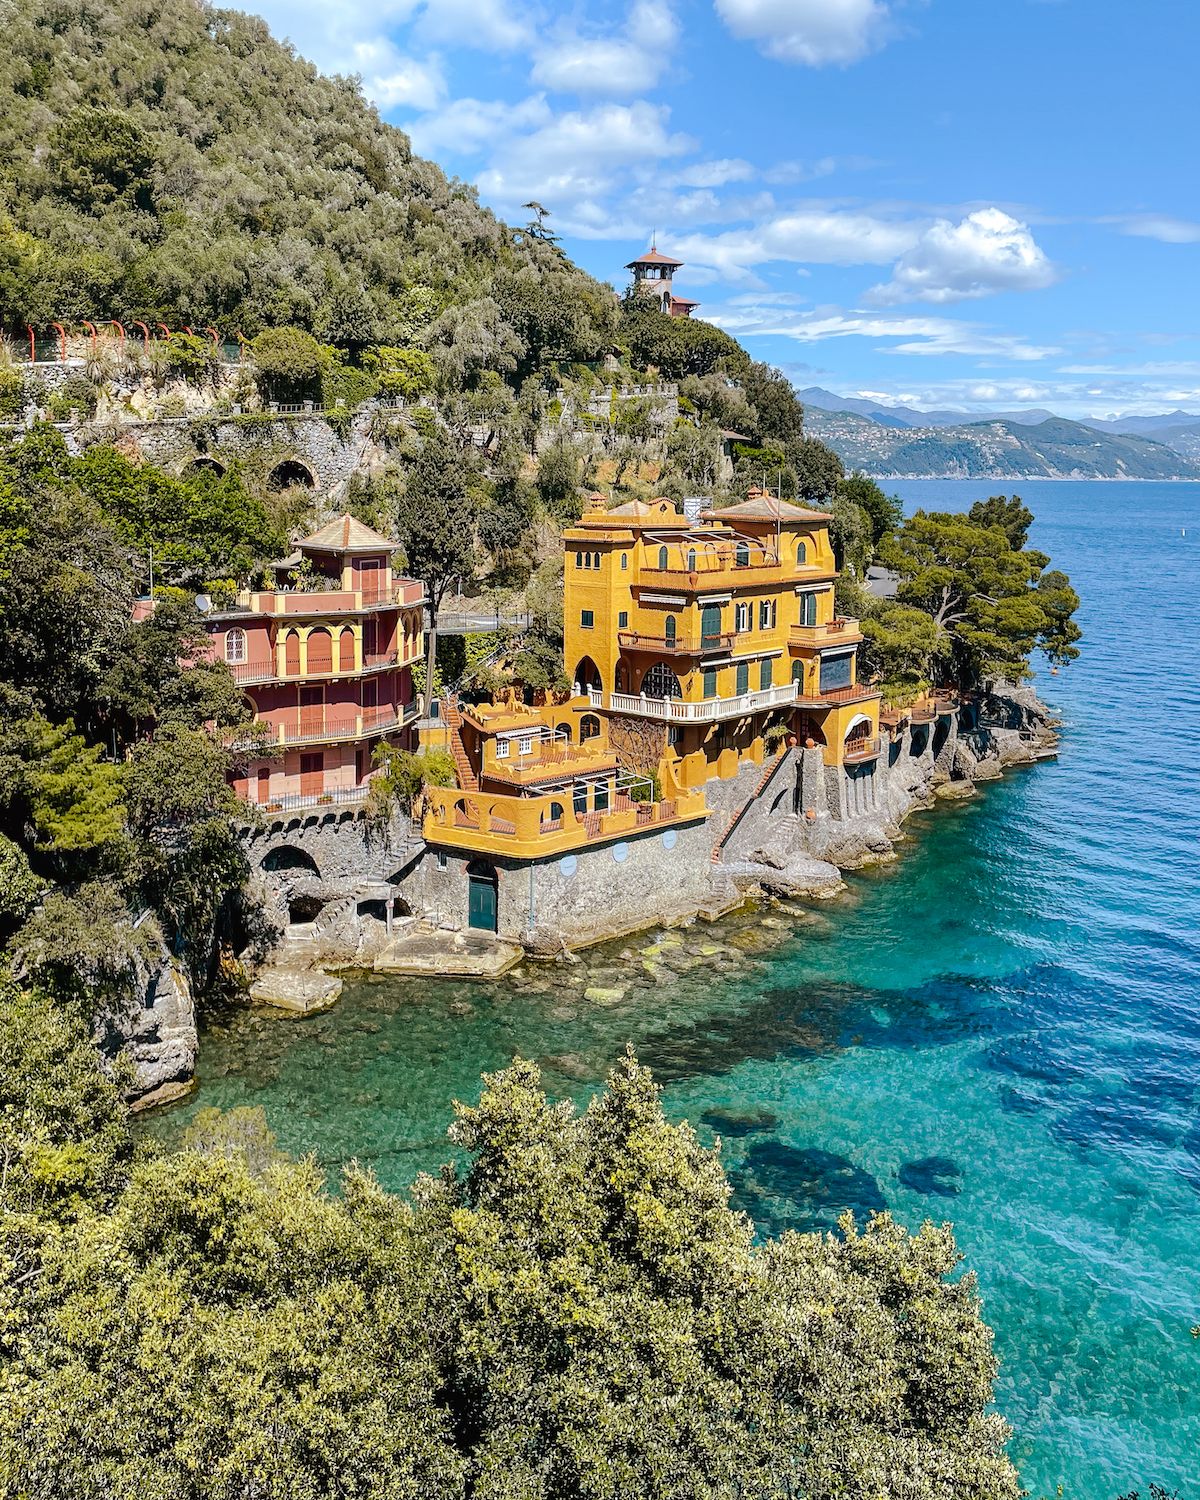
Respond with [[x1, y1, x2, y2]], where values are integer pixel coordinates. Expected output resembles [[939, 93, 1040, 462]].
[[0, 0, 615, 347]]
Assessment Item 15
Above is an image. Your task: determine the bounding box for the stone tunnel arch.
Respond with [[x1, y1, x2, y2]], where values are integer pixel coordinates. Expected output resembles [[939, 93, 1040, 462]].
[[261, 844, 320, 876], [268, 458, 316, 491], [189, 455, 227, 477]]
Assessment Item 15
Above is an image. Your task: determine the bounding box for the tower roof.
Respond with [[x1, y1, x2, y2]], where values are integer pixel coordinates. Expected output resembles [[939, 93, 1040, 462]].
[[625, 246, 684, 270], [298, 513, 396, 553], [702, 491, 831, 524]]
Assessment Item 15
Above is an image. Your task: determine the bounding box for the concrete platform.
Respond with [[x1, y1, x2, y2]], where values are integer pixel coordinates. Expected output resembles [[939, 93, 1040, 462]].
[[249, 968, 344, 1013], [373, 929, 525, 978]]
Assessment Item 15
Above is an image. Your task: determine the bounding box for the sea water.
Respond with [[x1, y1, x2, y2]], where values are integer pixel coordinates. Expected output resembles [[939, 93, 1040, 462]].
[[149, 480, 1200, 1499]]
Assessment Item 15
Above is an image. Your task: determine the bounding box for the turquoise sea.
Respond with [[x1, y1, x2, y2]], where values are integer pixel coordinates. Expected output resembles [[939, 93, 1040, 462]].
[[150, 480, 1200, 1499]]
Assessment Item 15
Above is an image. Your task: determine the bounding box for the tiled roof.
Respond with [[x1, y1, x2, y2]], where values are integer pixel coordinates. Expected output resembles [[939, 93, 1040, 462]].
[[298, 514, 395, 552], [704, 493, 831, 523], [625, 246, 684, 269]]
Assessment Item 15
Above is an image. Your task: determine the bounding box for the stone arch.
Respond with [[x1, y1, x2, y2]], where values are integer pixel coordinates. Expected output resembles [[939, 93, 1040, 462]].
[[573, 656, 602, 693], [262, 844, 320, 875], [189, 455, 226, 477], [268, 458, 316, 491], [641, 661, 682, 699], [306, 627, 333, 674], [287, 893, 326, 924]]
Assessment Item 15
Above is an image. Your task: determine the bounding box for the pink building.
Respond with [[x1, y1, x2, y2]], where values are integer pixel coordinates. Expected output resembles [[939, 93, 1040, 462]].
[[204, 515, 425, 809]]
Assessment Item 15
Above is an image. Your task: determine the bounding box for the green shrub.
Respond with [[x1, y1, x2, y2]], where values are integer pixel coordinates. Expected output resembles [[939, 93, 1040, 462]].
[[163, 333, 218, 381]]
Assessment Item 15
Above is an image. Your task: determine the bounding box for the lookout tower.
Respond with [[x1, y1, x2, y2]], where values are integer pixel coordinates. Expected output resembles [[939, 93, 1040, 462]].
[[625, 243, 699, 318]]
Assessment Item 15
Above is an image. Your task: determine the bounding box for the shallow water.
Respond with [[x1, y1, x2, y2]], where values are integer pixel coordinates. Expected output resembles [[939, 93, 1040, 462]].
[[149, 480, 1200, 1500]]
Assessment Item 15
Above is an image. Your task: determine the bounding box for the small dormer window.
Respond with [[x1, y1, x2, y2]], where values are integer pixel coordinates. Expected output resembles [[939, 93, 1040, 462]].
[[225, 628, 247, 665]]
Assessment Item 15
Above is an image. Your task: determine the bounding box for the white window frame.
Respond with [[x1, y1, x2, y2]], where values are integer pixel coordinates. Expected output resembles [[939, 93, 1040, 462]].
[[225, 628, 247, 665], [496, 739, 510, 759]]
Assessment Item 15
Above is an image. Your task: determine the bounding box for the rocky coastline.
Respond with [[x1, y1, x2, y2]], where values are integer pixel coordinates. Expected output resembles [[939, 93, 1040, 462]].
[[118, 682, 1059, 1109]]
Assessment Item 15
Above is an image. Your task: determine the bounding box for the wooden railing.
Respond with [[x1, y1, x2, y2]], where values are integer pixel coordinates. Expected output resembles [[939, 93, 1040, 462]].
[[842, 734, 882, 764]]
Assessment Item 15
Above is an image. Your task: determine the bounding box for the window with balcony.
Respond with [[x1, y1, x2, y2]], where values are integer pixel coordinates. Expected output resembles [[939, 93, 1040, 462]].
[[664, 614, 676, 643], [735, 662, 749, 695], [760, 658, 774, 689], [225, 628, 247, 664], [703, 667, 718, 699], [643, 662, 682, 699], [798, 591, 818, 627]]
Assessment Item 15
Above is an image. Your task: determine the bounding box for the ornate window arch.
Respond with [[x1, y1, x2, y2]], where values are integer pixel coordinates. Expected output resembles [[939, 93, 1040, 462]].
[[796, 538, 808, 565], [658, 544, 669, 570], [641, 662, 682, 699], [664, 614, 677, 642], [224, 628, 247, 665]]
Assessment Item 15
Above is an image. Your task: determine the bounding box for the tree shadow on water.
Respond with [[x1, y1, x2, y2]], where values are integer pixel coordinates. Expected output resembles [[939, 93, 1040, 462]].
[[729, 1139, 887, 1238]]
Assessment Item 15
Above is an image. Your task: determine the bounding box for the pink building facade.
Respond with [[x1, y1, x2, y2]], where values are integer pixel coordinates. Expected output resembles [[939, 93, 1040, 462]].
[[203, 515, 425, 809]]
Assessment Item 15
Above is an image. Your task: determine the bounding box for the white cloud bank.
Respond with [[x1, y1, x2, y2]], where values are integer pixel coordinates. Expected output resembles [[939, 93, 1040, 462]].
[[532, 1, 679, 95], [867, 209, 1058, 305], [713, 0, 893, 66]]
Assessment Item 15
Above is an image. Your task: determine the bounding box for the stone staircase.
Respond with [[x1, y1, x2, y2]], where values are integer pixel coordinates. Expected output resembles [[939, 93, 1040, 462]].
[[442, 699, 479, 790], [710, 748, 793, 864]]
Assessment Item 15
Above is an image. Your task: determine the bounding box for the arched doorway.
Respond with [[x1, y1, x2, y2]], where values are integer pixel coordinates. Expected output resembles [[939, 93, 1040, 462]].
[[189, 456, 226, 477], [467, 859, 498, 932], [641, 662, 682, 699], [306, 627, 333, 674], [573, 656, 602, 693]]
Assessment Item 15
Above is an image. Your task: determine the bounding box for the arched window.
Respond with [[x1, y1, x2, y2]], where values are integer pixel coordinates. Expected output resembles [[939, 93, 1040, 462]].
[[687, 549, 697, 572], [339, 628, 356, 671], [575, 551, 583, 568], [284, 633, 301, 676], [735, 540, 750, 568], [791, 660, 804, 684], [796, 538, 808, 565], [306, 628, 333, 675], [658, 545, 669, 570], [580, 714, 601, 740], [573, 657, 602, 693], [592, 552, 601, 569], [224, 628, 247, 665], [664, 614, 677, 643], [620, 553, 628, 570], [642, 662, 682, 699]]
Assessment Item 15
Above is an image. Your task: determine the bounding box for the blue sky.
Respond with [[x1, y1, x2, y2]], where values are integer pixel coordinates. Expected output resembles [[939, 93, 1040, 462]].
[[253, 0, 1199, 418]]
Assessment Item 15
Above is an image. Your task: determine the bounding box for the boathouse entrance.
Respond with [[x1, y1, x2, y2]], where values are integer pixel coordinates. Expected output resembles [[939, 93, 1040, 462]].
[[467, 860, 498, 932]]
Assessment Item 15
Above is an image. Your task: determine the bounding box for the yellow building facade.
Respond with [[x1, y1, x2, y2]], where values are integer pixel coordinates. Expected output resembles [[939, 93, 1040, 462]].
[[562, 490, 881, 788]]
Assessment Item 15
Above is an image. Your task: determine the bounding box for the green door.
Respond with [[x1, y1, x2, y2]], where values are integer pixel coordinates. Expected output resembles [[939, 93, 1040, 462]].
[[701, 603, 722, 648], [467, 865, 498, 932]]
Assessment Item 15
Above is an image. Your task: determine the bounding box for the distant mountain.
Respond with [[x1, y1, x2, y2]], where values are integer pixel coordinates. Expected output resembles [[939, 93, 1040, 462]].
[[1082, 410, 1200, 436], [804, 407, 1200, 480], [797, 387, 1060, 429]]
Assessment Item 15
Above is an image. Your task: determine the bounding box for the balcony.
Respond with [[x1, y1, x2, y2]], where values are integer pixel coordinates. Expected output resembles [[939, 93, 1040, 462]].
[[216, 580, 425, 618], [794, 682, 881, 710], [842, 734, 882, 764], [223, 701, 419, 751], [486, 734, 619, 787], [789, 617, 862, 650], [226, 648, 418, 688], [616, 629, 736, 657], [588, 682, 797, 724], [422, 783, 708, 859]]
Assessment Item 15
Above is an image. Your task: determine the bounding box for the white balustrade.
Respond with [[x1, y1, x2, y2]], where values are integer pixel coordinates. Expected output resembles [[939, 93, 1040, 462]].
[[589, 683, 796, 723]]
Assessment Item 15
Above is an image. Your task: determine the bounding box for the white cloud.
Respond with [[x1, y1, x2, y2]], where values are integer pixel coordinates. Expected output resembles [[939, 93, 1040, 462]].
[[713, 0, 893, 66], [350, 39, 446, 110], [533, 1, 679, 95], [406, 94, 552, 157], [707, 302, 1059, 361], [673, 209, 918, 282], [414, 0, 532, 51], [475, 101, 695, 219], [1107, 214, 1200, 244], [674, 159, 756, 188], [867, 208, 1058, 305]]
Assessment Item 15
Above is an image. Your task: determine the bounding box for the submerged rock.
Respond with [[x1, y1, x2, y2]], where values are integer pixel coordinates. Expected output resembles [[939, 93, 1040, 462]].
[[249, 968, 343, 1014]]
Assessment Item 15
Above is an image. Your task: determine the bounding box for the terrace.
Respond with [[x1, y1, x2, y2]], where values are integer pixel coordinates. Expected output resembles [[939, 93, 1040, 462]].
[[788, 617, 863, 649], [588, 682, 798, 723]]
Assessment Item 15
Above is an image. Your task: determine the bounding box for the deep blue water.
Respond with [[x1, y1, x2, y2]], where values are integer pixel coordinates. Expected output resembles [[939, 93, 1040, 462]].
[[151, 480, 1200, 1499]]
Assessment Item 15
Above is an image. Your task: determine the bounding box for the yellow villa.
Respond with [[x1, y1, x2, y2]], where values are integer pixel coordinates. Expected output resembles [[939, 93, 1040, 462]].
[[561, 489, 881, 788]]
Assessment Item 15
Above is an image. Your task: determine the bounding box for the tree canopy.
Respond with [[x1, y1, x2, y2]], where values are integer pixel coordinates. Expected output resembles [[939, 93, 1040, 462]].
[[0, 1014, 1021, 1500]]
